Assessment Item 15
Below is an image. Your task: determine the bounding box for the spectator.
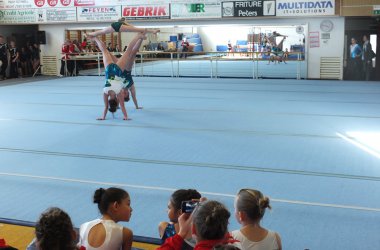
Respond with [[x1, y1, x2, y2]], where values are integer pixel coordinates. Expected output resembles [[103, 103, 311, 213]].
[[34, 207, 77, 250], [0, 35, 9, 80], [157, 43, 165, 51], [107, 42, 113, 52], [90, 43, 99, 53], [71, 40, 82, 75], [231, 189, 282, 250], [158, 200, 240, 250], [227, 40, 232, 52], [60, 39, 74, 76], [362, 35, 374, 81], [8, 41, 19, 78], [77, 187, 133, 250], [180, 38, 189, 58], [81, 38, 88, 52], [20, 46, 32, 76], [349, 37, 362, 80], [114, 43, 120, 52], [158, 189, 201, 248], [31, 43, 41, 75], [282, 48, 289, 64]]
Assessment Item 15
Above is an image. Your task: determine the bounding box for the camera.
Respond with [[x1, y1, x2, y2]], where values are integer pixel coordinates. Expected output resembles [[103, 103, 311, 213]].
[[181, 200, 199, 213]]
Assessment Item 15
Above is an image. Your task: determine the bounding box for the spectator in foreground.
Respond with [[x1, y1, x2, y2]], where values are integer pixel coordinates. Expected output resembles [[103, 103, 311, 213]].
[[231, 189, 282, 250]]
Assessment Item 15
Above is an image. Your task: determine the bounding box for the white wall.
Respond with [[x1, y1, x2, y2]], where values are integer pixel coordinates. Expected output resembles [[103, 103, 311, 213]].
[[306, 17, 345, 79]]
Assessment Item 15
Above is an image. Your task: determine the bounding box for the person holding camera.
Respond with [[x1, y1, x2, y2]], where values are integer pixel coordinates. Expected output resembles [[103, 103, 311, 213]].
[[158, 200, 240, 250], [158, 189, 201, 248]]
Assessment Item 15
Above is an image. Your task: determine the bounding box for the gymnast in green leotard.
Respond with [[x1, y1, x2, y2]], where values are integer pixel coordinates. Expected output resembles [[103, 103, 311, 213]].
[[92, 32, 146, 120], [86, 17, 159, 38], [95, 38, 143, 110]]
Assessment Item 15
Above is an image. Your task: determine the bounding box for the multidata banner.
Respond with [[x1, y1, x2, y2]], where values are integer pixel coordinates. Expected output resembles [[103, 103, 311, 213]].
[[276, 0, 335, 16], [222, 1, 276, 17]]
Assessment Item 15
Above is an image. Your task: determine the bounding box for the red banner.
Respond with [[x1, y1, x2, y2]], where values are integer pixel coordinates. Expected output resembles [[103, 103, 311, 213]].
[[122, 4, 170, 19]]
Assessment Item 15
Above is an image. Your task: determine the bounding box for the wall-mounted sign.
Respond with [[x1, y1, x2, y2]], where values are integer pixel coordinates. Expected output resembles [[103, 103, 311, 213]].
[[77, 6, 121, 21], [38, 7, 76, 22], [222, 1, 276, 18], [0, 9, 39, 23], [309, 31, 320, 48], [122, 4, 170, 19], [171, 3, 221, 19], [276, 0, 334, 16], [0, 0, 74, 8], [373, 5, 380, 15]]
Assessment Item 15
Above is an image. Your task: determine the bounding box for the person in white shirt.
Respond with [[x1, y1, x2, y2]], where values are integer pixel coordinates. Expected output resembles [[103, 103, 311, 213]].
[[78, 187, 133, 250], [231, 189, 282, 250]]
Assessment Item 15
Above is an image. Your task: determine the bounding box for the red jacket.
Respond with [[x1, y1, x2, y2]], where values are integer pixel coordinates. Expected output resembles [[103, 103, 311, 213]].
[[156, 233, 239, 250], [62, 45, 70, 59]]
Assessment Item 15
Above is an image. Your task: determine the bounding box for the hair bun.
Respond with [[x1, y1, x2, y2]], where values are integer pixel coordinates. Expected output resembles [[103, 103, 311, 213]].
[[93, 188, 105, 204], [259, 196, 271, 210]]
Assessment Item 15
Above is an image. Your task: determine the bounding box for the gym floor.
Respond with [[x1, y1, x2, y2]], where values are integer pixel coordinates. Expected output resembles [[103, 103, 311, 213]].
[[0, 76, 379, 249]]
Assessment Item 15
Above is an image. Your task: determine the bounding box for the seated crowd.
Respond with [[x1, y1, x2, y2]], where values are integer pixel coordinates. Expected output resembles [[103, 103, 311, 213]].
[[9, 187, 281, 250]]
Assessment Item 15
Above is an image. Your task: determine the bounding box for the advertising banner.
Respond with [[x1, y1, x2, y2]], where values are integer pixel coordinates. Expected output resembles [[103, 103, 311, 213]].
[[171, 0, 219, 3], [122, 4, 170, 19], [0, 7, 76, 23], [77, 5, 120, 21], [0, 9, 39, 23], [222, 1, 276, 17], [0, 0, 74, 8], [44, 7, 76, 22], [276, 0, 335, 16], [171, 3, 221, 19]]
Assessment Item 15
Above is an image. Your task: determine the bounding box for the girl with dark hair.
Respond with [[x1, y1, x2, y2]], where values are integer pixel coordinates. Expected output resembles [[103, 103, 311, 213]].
[[78, 187, 133, 250], [158, 189, 201, 246], [158, 200, 240, 250], [232, 189, 281, 250], [35, 207, 77, 250]]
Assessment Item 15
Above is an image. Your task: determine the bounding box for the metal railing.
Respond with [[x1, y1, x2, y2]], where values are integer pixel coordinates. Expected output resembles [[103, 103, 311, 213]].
[[60, 51, 306, 79]]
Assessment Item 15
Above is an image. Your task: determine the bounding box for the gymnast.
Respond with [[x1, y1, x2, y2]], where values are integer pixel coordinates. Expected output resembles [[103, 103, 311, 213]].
[[94, 37, 144, 110], [91, 32, 146, 120], [86, 17, 159, 37]]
